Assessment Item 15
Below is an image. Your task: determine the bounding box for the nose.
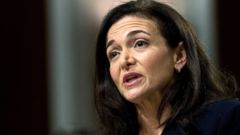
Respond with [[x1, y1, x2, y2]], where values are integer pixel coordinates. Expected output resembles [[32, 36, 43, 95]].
[[120, 50, 136, 70]]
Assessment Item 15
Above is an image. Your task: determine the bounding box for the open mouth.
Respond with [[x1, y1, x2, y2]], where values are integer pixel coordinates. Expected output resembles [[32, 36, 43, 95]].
[[123, 72, 143, 88], [125, 75, 139, 83]]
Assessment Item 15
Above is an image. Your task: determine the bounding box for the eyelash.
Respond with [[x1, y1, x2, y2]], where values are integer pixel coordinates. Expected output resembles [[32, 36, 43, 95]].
[[107, 39, 149, 60], [108, 50, 120, 60], [133, 39, 148, 48]]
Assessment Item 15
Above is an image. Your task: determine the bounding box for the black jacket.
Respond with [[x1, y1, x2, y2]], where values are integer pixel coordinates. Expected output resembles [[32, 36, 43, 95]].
[[162, 99, 240, 135]]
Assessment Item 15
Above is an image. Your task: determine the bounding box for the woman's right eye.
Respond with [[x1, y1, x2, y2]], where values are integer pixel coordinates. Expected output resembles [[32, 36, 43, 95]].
[[108, 50, 120, 60]]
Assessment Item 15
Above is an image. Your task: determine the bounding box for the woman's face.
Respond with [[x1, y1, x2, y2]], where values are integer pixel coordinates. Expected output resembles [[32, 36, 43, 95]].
[[106, 16, 177, 103]]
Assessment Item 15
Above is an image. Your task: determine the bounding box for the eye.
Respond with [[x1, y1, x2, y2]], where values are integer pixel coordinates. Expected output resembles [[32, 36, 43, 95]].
[[108, 50, 120, 60], [134, 39, 148, 48]]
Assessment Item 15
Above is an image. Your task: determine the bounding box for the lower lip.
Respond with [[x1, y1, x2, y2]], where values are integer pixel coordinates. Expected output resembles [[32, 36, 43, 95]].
[[123, 77, 143, 89]]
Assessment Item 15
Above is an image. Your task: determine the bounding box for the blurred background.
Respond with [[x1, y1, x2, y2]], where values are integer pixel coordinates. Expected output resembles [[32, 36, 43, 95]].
[[4, 0, 240, 135]]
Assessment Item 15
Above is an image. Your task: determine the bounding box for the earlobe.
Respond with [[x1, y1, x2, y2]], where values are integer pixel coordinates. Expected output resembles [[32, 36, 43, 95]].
[[174, 42, 187, 72]]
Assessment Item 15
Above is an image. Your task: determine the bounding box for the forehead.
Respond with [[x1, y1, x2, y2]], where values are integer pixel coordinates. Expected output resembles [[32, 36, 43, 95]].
[[107, 15, 159, 37]]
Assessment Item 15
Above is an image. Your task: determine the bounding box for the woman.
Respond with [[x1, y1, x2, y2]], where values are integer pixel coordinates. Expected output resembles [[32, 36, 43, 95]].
[[94, 0, 240, 134]]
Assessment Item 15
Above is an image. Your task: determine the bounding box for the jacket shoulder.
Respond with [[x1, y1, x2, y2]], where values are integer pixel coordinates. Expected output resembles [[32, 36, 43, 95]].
[[197, 99, 240, 135]]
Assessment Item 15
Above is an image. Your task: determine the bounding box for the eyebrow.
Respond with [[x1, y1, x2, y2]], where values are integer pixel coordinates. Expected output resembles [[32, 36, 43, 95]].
[[106, 30, 151, 49]]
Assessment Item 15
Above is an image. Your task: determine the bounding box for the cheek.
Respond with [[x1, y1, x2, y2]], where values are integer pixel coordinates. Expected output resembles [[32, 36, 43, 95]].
[[109, 64, 119, 83], [140, 52, 163, 69], [140, 51, 174, 79]]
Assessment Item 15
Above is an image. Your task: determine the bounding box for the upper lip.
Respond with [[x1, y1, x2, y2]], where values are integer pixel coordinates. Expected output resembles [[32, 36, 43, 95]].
[[123, 72, 143, 83]]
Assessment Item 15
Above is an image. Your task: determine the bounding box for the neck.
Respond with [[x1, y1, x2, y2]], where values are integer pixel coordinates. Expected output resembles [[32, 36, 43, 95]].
[[136, 93, 171, 135]]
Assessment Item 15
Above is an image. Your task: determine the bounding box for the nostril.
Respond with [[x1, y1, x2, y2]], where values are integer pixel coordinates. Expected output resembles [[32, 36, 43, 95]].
[[122, 58, 136, 70], [120, 51, 136, 70], [126, 62, 132, 66]]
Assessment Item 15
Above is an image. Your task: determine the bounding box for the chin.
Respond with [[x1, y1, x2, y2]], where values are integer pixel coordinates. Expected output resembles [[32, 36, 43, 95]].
[[124, 91, 145, 104], [120, 85, 147, 103]]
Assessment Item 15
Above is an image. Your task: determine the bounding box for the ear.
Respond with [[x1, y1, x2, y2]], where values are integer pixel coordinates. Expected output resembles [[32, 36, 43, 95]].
[[174, 42, 187, 73]]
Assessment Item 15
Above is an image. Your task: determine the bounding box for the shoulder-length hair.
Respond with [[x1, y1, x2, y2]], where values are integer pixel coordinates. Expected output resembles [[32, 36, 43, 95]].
[[94, 0, 238, 134]]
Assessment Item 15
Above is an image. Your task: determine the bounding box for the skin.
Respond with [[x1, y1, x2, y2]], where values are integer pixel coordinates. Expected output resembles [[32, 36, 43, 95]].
[[106, 15, 186, 134]]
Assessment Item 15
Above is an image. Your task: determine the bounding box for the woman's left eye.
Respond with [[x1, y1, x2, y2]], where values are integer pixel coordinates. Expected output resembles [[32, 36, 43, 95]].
[[134, 40, 148, 48]]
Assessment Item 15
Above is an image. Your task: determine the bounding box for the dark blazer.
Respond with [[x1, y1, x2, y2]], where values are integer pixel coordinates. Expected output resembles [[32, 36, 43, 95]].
[[162, 99, 240, 135]]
